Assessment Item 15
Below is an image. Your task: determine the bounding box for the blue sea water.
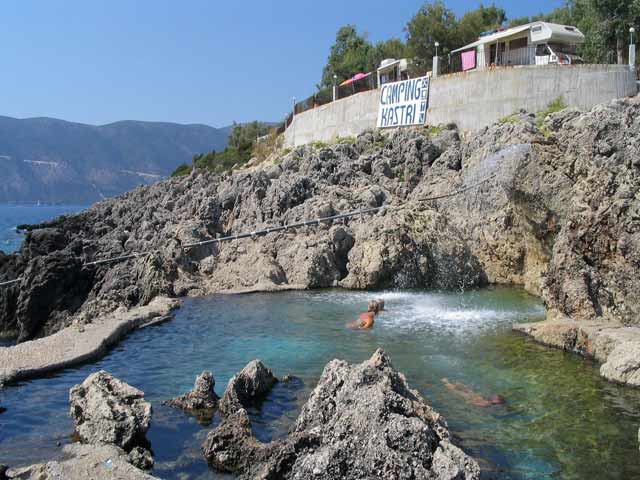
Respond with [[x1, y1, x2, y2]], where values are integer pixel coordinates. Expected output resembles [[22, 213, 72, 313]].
[[0, 204, 88, 253], [1, 287, 640, 479]]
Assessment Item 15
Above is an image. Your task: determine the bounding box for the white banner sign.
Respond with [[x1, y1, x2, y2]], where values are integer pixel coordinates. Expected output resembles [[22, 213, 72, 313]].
[[377, 76, 429, 128]]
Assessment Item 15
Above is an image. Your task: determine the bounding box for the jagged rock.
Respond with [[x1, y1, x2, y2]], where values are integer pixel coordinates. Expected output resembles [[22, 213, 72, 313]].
[[2, 98, 640, 347], [69, 371, 152, 452], [164, 370, 218, 425], [203, 349, 480, 480], [165, 370, 218, 411], [218, 360, 278, 416], [128, 446, 154, 470], [5, 444, 158, 480], [15, 252, 93, 341]]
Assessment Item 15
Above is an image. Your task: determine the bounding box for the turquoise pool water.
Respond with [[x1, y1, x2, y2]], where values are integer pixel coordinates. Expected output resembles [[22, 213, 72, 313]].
[[1, 287, 639, 479]]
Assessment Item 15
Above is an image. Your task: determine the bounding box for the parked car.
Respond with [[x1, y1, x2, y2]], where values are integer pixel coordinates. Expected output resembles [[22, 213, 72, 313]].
[[535, 43, 584, 65]]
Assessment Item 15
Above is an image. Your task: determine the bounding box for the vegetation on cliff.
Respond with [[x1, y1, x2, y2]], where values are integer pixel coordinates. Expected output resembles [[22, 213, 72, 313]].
[[171, 121, 273, 177]]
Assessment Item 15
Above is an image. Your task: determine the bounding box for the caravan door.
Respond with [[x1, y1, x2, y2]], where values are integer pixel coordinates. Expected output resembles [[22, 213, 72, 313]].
[[535, 43, 554, 65]]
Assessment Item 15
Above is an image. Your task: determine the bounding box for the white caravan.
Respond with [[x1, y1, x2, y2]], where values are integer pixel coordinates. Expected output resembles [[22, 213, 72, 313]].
[[451, 21, 586, 70]]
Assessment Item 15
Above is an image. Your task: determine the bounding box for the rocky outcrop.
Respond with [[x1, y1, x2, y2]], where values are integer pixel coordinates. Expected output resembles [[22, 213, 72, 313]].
[[514, 318, 640, 387], [164, 370, 218, 417], [0, 296, 178, 385], [202, 349, 480, 480], [69, 371, 152, 455], [218, 360, 278, 416], [1, 98, 639, 348], [5, 444, 159, 480]]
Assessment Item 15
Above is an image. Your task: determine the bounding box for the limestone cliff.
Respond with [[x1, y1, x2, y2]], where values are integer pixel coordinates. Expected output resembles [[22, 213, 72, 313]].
[[0, 98, 638, 341]]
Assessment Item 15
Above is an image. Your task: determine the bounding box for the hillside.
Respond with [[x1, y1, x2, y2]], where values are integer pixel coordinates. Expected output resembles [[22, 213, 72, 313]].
[[0, 116, 230, 203], [1, 97, 638, 345]]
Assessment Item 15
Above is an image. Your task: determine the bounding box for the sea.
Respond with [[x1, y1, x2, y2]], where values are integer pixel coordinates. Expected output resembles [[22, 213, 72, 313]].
[[0, 204, 88, 253]]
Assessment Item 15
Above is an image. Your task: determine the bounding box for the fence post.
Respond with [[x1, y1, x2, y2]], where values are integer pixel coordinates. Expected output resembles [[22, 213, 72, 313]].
[[432, 56, 439, 78], [630, 27, 636, 73]]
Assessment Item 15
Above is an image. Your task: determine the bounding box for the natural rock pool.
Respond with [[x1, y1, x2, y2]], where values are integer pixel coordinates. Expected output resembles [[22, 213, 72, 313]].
[[1, 287, 640, 479]]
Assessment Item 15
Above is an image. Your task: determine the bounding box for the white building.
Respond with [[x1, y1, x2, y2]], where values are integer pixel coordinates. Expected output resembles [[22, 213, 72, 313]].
[[452, 22, 586, 71]]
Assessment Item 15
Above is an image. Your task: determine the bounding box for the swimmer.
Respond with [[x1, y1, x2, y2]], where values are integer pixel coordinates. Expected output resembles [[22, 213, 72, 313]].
[[346, 299, 383, 329], [441, 378, 505, 407]]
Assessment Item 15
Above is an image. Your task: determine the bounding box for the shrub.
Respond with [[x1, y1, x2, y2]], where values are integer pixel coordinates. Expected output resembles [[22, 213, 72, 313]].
[[310, 140, 329, 149], [499, 113, 522, 125], [252, 128, 283, 164], [423, 125, 444, 136], [537, 97, 567, 119], [333, 136, 356, 145], [171, 163, 192, 177]]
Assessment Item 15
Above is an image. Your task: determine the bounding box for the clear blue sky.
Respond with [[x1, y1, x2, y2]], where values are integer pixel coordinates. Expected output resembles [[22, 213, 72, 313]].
[[1, 0, 564, 127]]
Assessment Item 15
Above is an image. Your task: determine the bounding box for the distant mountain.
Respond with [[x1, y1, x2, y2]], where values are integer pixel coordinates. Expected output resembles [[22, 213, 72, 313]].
[[0, 116, 230, 203]]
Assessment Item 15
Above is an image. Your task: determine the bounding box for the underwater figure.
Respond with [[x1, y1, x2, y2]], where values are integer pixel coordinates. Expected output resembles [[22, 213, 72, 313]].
[[441, 378, 506, 407]]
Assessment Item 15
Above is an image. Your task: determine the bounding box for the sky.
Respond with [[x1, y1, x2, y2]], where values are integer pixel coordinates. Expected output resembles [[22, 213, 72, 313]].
[[0, 0, 565, 128]]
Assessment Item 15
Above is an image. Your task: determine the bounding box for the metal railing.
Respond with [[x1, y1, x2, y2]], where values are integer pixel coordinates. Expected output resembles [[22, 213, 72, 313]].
[[275, 73, 381, 133], [440, 44, 619, 76]]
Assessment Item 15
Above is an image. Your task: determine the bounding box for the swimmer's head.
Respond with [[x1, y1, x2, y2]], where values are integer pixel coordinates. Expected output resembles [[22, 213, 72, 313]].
[[367, 300, 379, 313], [488, 394, 506, 405]]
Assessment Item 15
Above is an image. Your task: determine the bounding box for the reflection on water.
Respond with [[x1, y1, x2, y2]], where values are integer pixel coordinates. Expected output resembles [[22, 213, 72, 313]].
[[1, 287, 639, 480]]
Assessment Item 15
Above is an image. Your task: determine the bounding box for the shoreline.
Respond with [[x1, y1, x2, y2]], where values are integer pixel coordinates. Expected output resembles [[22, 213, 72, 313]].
[[0, 296, 180, 386], [513, 314, 640, 387], [2, 281, 639, 390]]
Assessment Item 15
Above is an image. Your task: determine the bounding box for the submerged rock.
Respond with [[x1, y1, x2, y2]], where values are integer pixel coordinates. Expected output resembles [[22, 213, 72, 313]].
[[218, 360, 278, 416], [69, 371, 152, 452], [202, 349, 480, 479], [164, 370, 219, 424], [165, 370, 218, 411], [2, 98, 640, 390], [128, 446, 154, 470]]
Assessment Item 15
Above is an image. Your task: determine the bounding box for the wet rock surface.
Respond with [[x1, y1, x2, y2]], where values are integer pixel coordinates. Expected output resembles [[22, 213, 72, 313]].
[[5, 444, 159, 480], [69, 371, 152, 453], [202, 349, 480, 479], [0, 98, 638, 344], [218, 359, 278, 416], [164, 370, 219, 424]]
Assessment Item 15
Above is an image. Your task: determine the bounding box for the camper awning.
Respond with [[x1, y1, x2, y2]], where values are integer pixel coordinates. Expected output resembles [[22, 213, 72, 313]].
[[451, 24, 531, 53]]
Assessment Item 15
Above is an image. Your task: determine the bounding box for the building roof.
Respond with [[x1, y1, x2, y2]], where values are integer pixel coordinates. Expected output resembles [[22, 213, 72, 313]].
[[452, 25, 530, 53], [451, 22, 584, 53]]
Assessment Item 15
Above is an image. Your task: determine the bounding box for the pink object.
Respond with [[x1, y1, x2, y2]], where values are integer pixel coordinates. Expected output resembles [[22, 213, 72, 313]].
[[352, 72, 370, 81], [461, 50, 476, 71]]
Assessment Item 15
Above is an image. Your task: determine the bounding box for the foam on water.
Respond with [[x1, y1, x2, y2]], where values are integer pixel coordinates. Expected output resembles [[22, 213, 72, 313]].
[[309, 288, 545, 334]]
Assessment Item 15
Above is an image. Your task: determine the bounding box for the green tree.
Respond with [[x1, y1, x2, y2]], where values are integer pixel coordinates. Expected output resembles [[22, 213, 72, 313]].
[[367, 38, 408, 71], [228, 121, 270, 154], [406, 1, 458, 72], [457, 3, 507, 45], [320, 25, 373, 88], [586, 0, 640, 63]]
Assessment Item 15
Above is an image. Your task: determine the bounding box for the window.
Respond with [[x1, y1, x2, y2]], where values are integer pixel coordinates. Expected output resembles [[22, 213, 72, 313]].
[[549, 43, 578, 55], [536, 44, 550, 56], [532, 25, 543, 32], [509, 37, 528, 50]]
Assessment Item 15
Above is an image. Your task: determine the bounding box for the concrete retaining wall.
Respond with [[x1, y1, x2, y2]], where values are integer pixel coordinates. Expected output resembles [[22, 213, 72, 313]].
[[427, 64, 637, 130], [284, 64, 637, 146], [284, 90, 378, 147]]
